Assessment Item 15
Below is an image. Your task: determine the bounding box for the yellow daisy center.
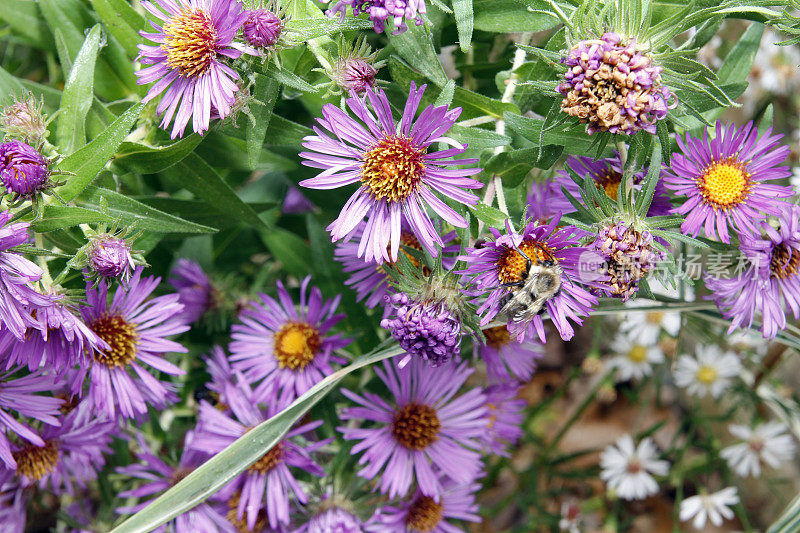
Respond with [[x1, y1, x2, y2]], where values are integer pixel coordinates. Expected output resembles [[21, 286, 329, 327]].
[[13, 440, 60, 481], [162, 8, 218, 78], [627, 345, 648, 363], [695, 365, 718, 385], [770, 243, 800, 280], [484, 325, 512, 348], [361, 135, 425, 202], [405, 495, 444, 532], [273, 322, 321, 370], [698, 158, 751, 209], [391, 403, 440, 450], [645, 311, 664, 325], [497, 240, 556, 285], [90, 315, 139, 367]]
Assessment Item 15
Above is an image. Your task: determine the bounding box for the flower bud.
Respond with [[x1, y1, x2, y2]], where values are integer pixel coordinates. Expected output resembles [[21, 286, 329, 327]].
[[335, 57, 378, 94], [1, 93, 48, 144], [0, 140, 50, 197], [243, 9, 282, 48], [89, 236, 135, 280]]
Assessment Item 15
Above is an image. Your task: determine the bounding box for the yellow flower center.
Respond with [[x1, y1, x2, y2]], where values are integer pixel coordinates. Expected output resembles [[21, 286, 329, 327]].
[[361, 135, 425, 202], [698, 158, 751, 209], [595, 170, 623, 201], [391, 403, 440, 450], [248, 441, 284, 474], [405, 495, 444, 532], [770, 243, 800, 280], [226, 492, 268, 533], [484, 325, 512, 348], [13, 440, 59, 480], [162, 8, 218, 78], [627, 345, 648, 363], [645, 311, 664, 325], [497, 240, 556, 284], [273, 322, 321, 370], [89, 315, 139, 367], [696, 365, 718, 385]]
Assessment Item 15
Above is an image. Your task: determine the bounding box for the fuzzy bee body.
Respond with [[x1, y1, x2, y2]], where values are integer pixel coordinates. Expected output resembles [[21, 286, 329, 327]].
[[499, 259, 563, 328]]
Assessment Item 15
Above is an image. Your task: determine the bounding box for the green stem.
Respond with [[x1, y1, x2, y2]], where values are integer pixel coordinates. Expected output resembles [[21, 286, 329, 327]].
[[548, 369, 615, 451]]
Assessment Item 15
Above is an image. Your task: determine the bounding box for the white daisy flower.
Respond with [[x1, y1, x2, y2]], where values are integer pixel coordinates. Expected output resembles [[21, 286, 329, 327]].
[[620, 307, 682, 345], [608, 334, 665, 382], [679, 487, 739, 529], [720, 421, 797, 478], [600, 434, 670, 500], [673, 345, 742, 398]]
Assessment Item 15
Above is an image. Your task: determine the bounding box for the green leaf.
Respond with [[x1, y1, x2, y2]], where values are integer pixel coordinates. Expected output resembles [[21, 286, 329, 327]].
[[717, 22, 764, 84], [164, 154, 269, 231], [56, 103, 144, 202], [137, 198, 277, 230], [503, 112, 604, 156], [484, 146, 562, 187], [31, 206, 114, 233], [247, 73, 281, 170], [262, 64, 317, 94], [391, 24, 448, 86], [261, 228, 312, 272], [77, 186, 216, 234], [472, 0, 559, 32], [88, 0, 145, 58], [453, 0, 474, 52], [114, 135, 205, 174], [287, 16, 374, 40], [0, 0, 54, 50], [57, 24, 103, 155], [109, 341, 401, 533], [635, 141, 662, 216], [472, 202, 509, 229]]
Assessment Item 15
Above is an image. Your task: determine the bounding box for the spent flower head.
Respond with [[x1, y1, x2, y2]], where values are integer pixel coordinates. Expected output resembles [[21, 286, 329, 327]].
[[1, 92, 49, 145]]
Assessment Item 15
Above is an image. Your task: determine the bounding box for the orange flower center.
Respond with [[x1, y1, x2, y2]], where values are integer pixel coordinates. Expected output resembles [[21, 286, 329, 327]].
[[595, 170, 623, 201], [162, 8, 218, 78], [273, 322, 321, 370], [361, 135, 425, 202], [13, 440, 59, 480], [226, 492, 268, 532], [405, 495, 444, 532], [770, 243, 800, 280], [248, 441, 285, 474], [391, 403, 440, 450], [698, 158, 751, 208], [497, 240, 556, 284], [483, 325, 512, 348], [89, 314, 139, 367]]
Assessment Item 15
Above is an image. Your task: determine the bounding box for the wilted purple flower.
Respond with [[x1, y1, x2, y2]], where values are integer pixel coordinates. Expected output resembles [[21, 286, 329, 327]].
[[300, 506, 363, 532], [0, 140, 50, 198], [169, 258, 215, 324], [480, 384, 525, 456], [338, 359, 487, 498], [367, 481, 481, 532], [2, 400, 114, 495], [325, 0, 426, 34], [116, 432, 234, 532], [664, 121, 793, 243], [88, 235, 135, 280], [557, 32, 674, 134], [243, 8, 282, 48], [136, 0, 250, 138], [1, 93, 48, 144], [299, 83, 482, 264], [706, 205, 800, 338], [459, 218, 598, 342], [283, 186, 316, 214], [79, 267, 188, 419], [475, 326, 543, 383], [229, 276, 350, 403], [381, 292, 461, 368], [0, 370, 63, 470], [588, 221, 664, 300], [190, 382, 329, 530]]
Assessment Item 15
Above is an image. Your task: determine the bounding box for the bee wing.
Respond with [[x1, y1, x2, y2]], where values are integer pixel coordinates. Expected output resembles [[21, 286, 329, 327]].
[[510, 293, 550, 330]]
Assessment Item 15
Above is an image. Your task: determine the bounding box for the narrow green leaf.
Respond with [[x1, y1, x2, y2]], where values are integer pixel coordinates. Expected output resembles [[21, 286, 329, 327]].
[[288, 16, 374, 39], [472, 202, 509, 229], [88, 0, 145, 58], [78, 186, 216, 234], [247, 73, 281, 170], [391, 24, 448, 86], [263, 64, 317, 94], [261, 228, 312, 272], [0, 0, 54, 50], [31, 206, 114, 233], [635, 141, 662, 216], [57, 24, 103, 155], [56, 103, 144, 202], [114, 135, 205, 174], [434, 80, 456, 108], [453, 0, 474, 52], [472, 0, 558, 32], [717, 22, 764, 84]]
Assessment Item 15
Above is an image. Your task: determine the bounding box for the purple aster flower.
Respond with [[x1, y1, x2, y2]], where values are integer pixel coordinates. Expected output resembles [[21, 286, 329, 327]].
[[299, 506, 364, 532], [706, 205, 800, 338], [136, 0, 250, 138], [190, 381, 329, 530], [0, 293, 103, 377], [338, 359, 487, 499], [0, 140, 50, 198], [480, 384, 525, 457], [79, 267, 188, 419], [0, 481, 26, 533], [168, 258, 215, 324], [243, 8, 282, 48], [664, 121, 793, 243], [554, 152, 672, 217], [325, 0, 426, 35], [381, 293, 461, 368], [201, 345, 237, 409], [557, 32, 675, 135], [367, 481, 481, 532], [0, 370, 63, 469], [459, 218, 598, 342], [475, 326, 543, 383], [0, 211, 50, 339], [229, 276, 350, 403], [2, 400, 114, 495], [283, 186, 316, 215], [88, 235, 135, 281], [527, 179, 575, 224], [299, 83, 482, 264], [116, 432, 234, 533]]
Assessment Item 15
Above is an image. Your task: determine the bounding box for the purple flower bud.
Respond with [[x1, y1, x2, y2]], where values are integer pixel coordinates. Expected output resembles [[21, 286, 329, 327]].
[[338, 58, 378, 94], [0, 140, 49, 197], [1, 94, 48, 143], [381, 293, 461, 367], [243, 9, 282, 48], [89, 236, 134, 279]]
